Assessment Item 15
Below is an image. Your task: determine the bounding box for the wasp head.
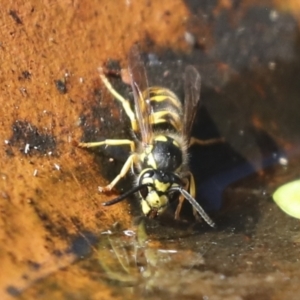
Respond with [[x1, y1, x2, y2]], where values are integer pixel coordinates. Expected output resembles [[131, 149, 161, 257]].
[[102, 169, 215, 227], [138, 169, 182, 218]]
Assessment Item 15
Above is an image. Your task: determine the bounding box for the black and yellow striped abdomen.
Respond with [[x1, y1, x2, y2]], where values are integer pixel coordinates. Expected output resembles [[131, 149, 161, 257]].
[[143, 87, 183, 133]]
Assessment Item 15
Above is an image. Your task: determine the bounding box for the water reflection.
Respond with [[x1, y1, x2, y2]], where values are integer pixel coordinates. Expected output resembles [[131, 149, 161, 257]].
[[95, 221, 204, 295]]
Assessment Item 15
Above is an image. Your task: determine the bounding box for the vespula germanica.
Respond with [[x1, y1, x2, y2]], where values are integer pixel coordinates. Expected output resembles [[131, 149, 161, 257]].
[[79, 45, 219, 227]]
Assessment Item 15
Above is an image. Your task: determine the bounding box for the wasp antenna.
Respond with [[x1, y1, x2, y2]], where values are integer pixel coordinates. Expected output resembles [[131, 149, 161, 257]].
[[170, 187, 216, 228], [102, 184, 151, 206]]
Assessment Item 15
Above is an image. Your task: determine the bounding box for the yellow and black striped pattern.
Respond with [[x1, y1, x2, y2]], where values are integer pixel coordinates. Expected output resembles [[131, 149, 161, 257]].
[[143, 87, 183, 133], [78, 46, 217, 227]]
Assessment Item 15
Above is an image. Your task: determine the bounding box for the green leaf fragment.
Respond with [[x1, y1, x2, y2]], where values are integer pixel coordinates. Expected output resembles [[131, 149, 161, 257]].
[[273, 179, 300, 219]]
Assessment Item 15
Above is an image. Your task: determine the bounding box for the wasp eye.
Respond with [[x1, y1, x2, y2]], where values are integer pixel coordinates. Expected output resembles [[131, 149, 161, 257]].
[[140, 186, 149, 199], [144, 170, 154, 178]]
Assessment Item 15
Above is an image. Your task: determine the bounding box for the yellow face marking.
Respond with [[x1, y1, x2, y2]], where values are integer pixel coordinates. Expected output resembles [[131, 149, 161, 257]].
[[141, 199, 151, 215], [140, 177, 153, 185], [143, 192, 168, 210], [154, 179, 170, 192], [158, 195, 168, 208]]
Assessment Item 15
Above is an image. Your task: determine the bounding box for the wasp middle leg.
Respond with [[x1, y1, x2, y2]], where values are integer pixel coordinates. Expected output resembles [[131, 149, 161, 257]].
[[78, 139, 135, 152]]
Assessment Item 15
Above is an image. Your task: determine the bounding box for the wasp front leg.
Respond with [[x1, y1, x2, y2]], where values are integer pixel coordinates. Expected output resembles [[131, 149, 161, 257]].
[[78, 139, 136, 192], [98, 153, 138, 193]]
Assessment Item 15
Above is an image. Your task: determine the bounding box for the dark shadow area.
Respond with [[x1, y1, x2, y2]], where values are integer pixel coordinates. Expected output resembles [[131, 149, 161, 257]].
[[8, 120, 57, 156], [69, 231, 98, 257]]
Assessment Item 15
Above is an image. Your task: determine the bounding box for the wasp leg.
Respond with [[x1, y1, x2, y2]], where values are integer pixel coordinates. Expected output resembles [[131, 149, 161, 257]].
[[174, 172, 202, 221], [78, 139, 135, 152], [189, 136, 225, 146], [174, 177, 189, 220], [187, 172, 203, 221], [98, 153, 137, 192], [98, 67, 138, 133]]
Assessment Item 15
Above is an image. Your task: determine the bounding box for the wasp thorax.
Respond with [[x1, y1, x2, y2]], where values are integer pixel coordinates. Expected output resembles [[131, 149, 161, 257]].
[[141, 135, 183, 172]]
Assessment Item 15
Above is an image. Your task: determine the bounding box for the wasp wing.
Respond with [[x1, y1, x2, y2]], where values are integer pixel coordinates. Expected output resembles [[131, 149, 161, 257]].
[[183, 65, 201, 141], [128, 45, 153, 144]]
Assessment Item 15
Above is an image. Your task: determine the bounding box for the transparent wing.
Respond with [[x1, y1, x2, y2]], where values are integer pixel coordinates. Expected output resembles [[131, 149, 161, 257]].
[[128, 45, 153, 144], [183, 65, 201, 140]]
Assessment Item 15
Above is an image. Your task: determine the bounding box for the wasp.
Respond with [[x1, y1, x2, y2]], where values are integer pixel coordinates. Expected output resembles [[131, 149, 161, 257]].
[[79, 45, 220, 227]]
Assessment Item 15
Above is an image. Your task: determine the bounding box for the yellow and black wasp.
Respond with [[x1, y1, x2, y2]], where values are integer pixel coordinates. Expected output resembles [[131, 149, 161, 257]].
[[79, 45, 219, 227]]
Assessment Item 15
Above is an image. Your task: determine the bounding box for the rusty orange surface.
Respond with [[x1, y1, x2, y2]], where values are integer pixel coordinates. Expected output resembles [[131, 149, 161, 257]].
[[0, 0, 192, 299]]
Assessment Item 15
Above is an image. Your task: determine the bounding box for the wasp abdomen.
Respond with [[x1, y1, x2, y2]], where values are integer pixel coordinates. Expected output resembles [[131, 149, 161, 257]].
[[146, 87, 183, 132]]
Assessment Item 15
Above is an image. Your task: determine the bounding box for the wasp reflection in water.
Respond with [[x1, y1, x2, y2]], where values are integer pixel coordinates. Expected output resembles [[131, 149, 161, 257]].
[[96, 222, 204, 293]]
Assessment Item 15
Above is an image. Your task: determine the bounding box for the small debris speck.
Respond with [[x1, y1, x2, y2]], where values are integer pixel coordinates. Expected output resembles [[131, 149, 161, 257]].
[[54, 163, 60, 170], [268, 61, 276, 70], [22, 70, 31, 79], [158, 249, 177, 253], [24, 143, 30, 154], [19, 87, 27, 96], [101, 230, 112, 235], [123, 230, 135, 236], [19, 70, 31, 80], [278, 157, 288, 166], [269, 10, 279, 22], [9, 10, 23, 25], [54, 79, 67, 94], [184, 31, 196, 47]]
